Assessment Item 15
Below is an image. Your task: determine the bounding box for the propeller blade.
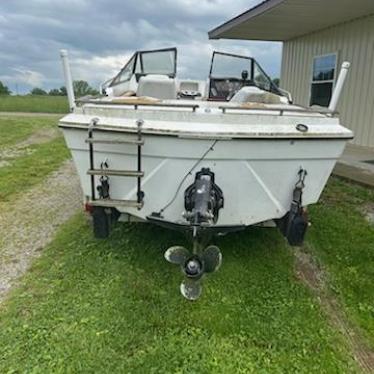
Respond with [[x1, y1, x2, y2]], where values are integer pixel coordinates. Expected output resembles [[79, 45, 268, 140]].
[[164, 246, 190, 265], [202, 245, 222, 273], [180, 279, 202, 301]]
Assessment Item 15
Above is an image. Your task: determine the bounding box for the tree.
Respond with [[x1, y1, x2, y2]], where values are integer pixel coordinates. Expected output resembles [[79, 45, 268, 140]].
[[272, 78, 280, 87], [59, 86, 67, 96], [73, 80, 99, 98], [49, 88, 62, 96], [30, 87, 47, 95], [0, 81, 11, 95], [49, 86, 67, 96]]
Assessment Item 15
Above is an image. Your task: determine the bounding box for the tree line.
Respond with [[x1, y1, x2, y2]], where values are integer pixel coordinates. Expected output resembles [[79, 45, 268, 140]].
[[0, 80, 99, 97], [1, 78, 281, 97]]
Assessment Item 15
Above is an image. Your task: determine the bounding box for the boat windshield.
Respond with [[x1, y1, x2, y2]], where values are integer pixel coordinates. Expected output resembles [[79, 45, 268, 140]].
[[208, 51, 282, 101], [110, 48, 177, 87], [105, 48, 283, 101]]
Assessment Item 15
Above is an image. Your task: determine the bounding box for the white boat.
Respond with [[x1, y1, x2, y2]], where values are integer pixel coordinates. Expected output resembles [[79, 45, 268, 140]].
[[59, 48, 353, 299]]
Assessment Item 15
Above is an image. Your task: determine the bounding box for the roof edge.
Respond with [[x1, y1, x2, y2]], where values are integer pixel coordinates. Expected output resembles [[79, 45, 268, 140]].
[[208, 0, 286, 39]]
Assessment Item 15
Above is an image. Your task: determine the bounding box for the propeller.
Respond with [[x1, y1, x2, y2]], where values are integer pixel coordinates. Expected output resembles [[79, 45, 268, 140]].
[[180, 278, 202, 301], [164, 244, 222, 300], [164, 246, 190, 265], [202, 245, 222, 273]]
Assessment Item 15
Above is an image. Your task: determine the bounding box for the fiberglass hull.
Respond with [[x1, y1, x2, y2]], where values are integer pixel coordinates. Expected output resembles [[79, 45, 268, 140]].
[[61, 125, 348, 228]]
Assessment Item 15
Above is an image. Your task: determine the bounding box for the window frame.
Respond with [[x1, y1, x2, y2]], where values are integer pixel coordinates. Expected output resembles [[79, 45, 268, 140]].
[[309, 52, 338, 107]]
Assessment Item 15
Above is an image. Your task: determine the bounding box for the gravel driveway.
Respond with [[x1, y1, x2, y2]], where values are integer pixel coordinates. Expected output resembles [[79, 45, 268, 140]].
[[0, 160, 82, 303]]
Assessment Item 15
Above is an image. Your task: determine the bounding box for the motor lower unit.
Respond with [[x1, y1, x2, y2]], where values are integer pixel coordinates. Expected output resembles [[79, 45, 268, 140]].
[[163, 168, 224, 300]]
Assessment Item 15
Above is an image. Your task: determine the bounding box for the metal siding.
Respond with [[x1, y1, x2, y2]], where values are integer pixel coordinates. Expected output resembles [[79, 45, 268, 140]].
[[281, 15, 374, 147]]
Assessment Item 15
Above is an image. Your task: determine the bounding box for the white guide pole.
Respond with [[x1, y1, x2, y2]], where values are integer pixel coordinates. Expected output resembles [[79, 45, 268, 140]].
[[328, 62, 350, 112], [60, 49, 76, 111]]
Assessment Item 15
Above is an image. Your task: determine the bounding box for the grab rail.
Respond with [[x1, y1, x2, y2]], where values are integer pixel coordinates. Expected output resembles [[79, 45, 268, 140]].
[[219, 106, 338, 116], [77, 99, 199, 112]]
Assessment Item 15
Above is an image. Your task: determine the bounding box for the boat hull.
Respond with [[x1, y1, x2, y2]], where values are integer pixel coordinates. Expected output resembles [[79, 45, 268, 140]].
[[61, 127, 346, 228]]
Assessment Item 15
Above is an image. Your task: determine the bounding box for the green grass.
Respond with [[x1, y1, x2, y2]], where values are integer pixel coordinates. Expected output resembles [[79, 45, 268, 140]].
[[0, 116, 58, 148], [0, 95, 69, 114], [308, 178, 374, 347], [0, 214, 359, 373], [0, 137, 70, 202], [0, 116, 70, 202]]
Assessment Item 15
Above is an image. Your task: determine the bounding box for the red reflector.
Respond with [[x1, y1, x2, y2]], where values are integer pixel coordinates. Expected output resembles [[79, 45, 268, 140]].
[[84, 202, 94, 213]]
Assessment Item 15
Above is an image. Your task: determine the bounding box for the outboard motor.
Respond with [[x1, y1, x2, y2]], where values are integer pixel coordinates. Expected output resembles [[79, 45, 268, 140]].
[[183, 168, 224, 226], [165, 168, 224, 300]]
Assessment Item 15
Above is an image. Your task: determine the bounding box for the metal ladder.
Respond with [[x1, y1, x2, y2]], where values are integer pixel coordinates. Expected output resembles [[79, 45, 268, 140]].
[[86, 118, 144, 210]]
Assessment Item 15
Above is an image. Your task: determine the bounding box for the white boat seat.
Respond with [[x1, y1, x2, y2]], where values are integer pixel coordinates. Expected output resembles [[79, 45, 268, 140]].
[[137, 74, 177, 100], [179, 81, 200, 92], [231, 86, 288, 104]]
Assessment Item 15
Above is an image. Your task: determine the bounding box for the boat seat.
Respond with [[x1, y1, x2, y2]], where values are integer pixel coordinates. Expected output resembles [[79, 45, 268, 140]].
[[231, 86, 288, 104], [137, 74, 177, 100], [179, 80, 200, 92]]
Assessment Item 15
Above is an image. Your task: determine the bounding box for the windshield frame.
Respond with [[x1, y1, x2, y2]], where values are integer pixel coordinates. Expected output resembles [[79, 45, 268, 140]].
[[209, 51, 283, 97], [138, 47, 177, 78], [109, 47, 177, 88]]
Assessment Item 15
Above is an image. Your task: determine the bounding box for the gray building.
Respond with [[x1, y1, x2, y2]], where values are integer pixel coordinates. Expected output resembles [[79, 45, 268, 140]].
[[209, 0, 374, 148]]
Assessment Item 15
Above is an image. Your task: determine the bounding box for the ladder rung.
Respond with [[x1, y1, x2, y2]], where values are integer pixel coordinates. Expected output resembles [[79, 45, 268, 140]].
[[85, 138, 144, 145], [87, 169, 144, 177], [90, 199, 143, 209]]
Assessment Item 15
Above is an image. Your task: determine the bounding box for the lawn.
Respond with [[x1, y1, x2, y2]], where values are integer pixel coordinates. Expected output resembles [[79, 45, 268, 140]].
[[0, 137, 70, 201], [0, 116, 59, 148], [0, 116, 70, 202], [0, 95, 69, 114], [308, 179, 374, 347], [0, 179, 373, 372], [0, 215, 359, 373]]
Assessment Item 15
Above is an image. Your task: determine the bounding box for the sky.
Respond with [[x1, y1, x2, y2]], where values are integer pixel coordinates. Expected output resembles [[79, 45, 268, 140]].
[[0, 0, 282, 94]]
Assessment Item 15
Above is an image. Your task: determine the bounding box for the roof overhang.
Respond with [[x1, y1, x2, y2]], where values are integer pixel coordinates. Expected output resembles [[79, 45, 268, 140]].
[[209, 0, 374, 41]]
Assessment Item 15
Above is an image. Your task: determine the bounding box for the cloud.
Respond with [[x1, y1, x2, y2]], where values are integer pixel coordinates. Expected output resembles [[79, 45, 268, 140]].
[[70, 54, 130, 83], [0, 0, 282, 94], [0, 68, 45, 87]]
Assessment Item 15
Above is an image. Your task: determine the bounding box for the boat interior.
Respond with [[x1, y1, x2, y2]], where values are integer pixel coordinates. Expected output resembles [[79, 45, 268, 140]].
[[101, 47, 291, 106]]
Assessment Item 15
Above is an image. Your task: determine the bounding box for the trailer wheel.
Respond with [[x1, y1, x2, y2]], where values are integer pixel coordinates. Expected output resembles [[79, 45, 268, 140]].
[[92, 207, 111, 239]]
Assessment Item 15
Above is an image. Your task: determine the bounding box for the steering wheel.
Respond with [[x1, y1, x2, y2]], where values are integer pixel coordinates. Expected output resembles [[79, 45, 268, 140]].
[[226, 70, 250, 101]]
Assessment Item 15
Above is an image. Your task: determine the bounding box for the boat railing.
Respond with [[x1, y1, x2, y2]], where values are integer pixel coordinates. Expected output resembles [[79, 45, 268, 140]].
[[76, 98, 338, 117], [76, 99, 199, 112], [219, 106, 339, 117]]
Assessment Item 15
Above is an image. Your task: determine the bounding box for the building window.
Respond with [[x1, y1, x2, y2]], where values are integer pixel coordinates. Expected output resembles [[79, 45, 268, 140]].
[[310, 54, 337, 107]]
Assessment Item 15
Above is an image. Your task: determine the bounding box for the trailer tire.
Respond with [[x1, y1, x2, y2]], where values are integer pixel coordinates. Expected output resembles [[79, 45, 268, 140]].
[[93, 207, 111, 239]]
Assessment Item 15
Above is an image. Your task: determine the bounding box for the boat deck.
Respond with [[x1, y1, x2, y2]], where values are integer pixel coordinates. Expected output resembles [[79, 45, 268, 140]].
[[76, 96, 336, 118], [57, 96, 353, 140]]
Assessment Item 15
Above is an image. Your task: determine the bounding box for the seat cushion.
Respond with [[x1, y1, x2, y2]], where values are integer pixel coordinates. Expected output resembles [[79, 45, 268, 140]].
[[137, 74, 177, 100]]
